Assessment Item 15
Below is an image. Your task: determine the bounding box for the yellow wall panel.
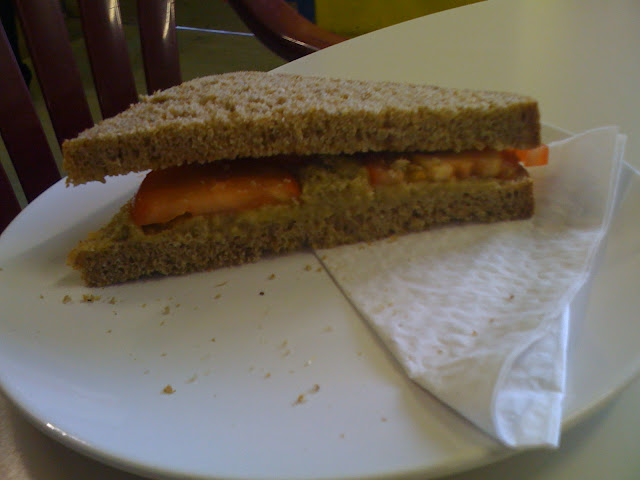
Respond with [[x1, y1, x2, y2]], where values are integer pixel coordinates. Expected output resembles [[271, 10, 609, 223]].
[[314, 1, 482, 37]]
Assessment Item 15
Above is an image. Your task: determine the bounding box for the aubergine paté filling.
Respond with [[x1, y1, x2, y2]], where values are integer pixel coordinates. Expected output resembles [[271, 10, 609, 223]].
[[68, 151, 532, 287]]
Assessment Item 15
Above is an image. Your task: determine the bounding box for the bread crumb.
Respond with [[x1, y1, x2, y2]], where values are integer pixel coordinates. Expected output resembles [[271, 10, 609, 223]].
[[39, 294, 44, 299], [162, 306, 170, 315], [507, 294, 515, 301], [214, 293, 222, 300], [82, 294, 102, 303], [161, 352, 167, 357], [106, 329, 112, 334], [472, 330, 478, 336], [316, 267, 322, 272], [293, 394, 306, 405], [108, 297, 116, 304], [141, 303, 147, 308], [381, 417, 388, 422], [162, 385, 175, 394], [264, 372, 271, 379], [304, 264, 313, 271], [62, 295, 72, 304], [215, 281, 228, 287], [268, 273, 276, 280], [259, 291, 265, 296], [310, 384, 320, 393], [185, 374, 198, 384], [211, 337, 216, 342]]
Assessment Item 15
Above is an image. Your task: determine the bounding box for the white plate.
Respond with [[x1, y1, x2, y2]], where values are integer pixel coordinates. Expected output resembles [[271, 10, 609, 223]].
[[1, 126, 639, 480]]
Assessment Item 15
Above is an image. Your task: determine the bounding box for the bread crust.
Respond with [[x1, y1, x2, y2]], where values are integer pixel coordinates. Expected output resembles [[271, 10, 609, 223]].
[[68, 156, 534, 286], [62, 72, 540, 185]]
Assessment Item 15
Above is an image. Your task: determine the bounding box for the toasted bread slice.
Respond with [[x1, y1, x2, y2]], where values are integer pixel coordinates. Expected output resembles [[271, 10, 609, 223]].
[[62, 72, 540, 185]]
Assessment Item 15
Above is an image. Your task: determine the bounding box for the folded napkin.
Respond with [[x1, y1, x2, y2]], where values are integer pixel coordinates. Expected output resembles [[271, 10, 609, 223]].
[[318, 127, 625, 448]]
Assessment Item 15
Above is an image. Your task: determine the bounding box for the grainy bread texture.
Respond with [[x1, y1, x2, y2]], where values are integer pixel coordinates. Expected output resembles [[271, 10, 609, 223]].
[[62, 71, 540, 184], [68, 157, 534, 286]]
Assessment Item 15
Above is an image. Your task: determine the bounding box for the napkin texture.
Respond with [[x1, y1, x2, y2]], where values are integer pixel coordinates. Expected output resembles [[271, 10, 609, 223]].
[[318, 127, 625, 448]]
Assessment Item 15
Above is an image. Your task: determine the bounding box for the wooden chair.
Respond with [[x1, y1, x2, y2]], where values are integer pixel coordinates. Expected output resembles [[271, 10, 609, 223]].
[[0, 0, 343, 233], [226, 0, 346, 61]]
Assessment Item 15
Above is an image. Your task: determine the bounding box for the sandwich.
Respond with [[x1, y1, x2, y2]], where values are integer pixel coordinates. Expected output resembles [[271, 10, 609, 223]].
[[63, 71, 546, 287]]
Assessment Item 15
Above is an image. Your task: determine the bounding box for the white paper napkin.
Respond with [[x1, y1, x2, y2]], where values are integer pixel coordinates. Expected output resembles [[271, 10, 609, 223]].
[[318, 127, 625, 448]]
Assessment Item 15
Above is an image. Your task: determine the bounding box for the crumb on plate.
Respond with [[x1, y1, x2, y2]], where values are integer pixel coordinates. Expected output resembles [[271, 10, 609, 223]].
[[82, 294, 102, 303], [162, 385, 175, 394]]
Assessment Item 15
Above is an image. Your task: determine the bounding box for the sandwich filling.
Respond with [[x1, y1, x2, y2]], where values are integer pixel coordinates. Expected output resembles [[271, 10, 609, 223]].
[[131, 146, 548, 228], [69, 147, 542, 286]]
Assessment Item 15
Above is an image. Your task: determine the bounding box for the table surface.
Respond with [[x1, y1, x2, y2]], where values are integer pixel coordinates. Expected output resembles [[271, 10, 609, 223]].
[[2, 1, 639, 479]]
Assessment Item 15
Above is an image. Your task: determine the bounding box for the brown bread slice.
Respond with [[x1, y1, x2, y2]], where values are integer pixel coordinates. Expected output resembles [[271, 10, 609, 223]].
[[62, 71, 540, 185]]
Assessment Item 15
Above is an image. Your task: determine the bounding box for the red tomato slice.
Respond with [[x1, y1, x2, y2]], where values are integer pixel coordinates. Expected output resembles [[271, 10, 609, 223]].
[[502, 144, 549, 167], [131, 162, 300, 226]]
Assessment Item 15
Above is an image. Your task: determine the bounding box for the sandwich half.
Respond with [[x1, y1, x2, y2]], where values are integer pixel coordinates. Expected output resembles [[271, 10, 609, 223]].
[[63, 71, 543, 287]]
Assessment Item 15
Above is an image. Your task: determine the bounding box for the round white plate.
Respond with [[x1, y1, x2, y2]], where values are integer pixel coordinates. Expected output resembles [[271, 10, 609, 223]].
[[1, 126, 639, 480]]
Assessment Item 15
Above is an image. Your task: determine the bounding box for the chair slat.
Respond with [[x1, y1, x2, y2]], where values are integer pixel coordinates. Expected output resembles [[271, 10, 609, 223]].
[[0, 165, 21, 233], [226, 0, 346, 61], [13, 0, 94, 145], [137, 0, 181, 94], [77, 0, 139, 119], [0, 22, 60, 210]]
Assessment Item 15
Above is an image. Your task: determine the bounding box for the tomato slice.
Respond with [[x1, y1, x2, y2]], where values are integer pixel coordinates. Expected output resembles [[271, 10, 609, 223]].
[[501, 144, 549, 167], [131, 162, 301, 226]]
